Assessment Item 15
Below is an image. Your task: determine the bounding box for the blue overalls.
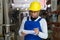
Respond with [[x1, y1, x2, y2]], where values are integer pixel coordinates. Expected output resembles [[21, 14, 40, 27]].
[[24, 17, 42, 40]]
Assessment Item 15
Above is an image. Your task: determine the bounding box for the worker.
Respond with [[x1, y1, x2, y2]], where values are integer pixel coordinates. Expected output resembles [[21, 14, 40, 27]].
[[19, 1, 48, 40]]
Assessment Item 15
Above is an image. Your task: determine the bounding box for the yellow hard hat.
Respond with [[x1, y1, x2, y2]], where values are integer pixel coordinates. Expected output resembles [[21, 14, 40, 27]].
[[29, 1, 41, 11]]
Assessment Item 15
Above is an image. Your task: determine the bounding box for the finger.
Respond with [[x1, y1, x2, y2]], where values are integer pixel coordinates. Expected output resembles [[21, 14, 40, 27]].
[[34, 28, 37, 29]]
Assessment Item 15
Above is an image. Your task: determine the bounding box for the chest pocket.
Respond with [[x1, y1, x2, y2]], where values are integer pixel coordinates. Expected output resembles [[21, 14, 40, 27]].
[[24, 17, 42, 32]]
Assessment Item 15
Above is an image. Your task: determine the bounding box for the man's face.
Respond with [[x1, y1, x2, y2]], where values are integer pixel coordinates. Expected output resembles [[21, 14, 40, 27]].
[[29, 10, 40, 18]]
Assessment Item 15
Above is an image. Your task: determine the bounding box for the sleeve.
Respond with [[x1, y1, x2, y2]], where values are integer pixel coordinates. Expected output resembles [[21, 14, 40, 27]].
[[38, 18, 48, 39], [18, 17, 27, 36], [18, 17, 35, 36]]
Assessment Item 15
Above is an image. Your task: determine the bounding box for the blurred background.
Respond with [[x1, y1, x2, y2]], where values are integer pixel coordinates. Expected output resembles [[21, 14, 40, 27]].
[[0, 0, 60, 40]]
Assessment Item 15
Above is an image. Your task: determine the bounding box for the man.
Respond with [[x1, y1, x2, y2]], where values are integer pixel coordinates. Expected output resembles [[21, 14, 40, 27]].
[[19, 1, 48, 40]]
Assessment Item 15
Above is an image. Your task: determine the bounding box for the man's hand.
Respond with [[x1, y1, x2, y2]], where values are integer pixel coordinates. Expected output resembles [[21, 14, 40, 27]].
[[21, 32, 26, 36], [34, 28, 39, 35]]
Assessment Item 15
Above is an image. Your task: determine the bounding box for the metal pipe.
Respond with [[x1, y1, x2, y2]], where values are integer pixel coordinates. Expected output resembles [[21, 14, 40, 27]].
[[3, 0, 10, 40]]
